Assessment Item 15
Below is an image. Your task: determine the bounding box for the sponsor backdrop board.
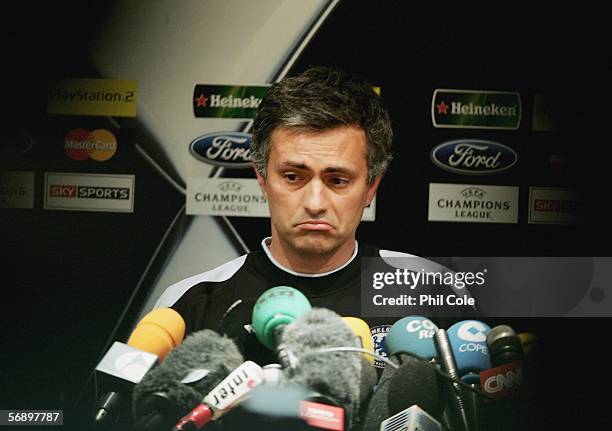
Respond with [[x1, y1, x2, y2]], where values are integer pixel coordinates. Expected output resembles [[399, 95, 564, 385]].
[[3, 1, 609, 428], [47, 78, 137, 117], [0, 171, 35, 209], [430, 139, 518, 175], [528, 187, 582, 224], [187, 177, 269, 217], [193, 84, 270, 119], [431, 89, 521, 130], [44, 172, 135, 213], [428, 183, 519, 224]]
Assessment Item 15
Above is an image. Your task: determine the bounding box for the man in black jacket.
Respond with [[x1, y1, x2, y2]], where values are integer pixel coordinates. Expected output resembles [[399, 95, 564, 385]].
[[155, 66, 469, 366]]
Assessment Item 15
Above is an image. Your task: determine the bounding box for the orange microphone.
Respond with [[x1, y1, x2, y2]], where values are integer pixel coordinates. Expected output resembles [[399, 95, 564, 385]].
[[128, 307, 186, 361], [95, 307, 186, 424]]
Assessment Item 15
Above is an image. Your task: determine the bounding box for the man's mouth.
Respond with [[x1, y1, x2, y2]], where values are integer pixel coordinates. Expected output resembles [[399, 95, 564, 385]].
[[296, 221, 333, 231]]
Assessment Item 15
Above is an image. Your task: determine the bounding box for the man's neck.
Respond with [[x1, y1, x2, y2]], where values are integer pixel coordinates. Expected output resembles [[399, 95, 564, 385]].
[[265, 237, 356, 275]]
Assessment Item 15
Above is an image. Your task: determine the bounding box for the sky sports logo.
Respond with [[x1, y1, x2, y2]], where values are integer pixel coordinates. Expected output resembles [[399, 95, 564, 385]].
[[533, 199, 579, 213], [49, 185, 130, 200], [44, 173, 134, 213], [528, 187, 582, 225], [432, 89, 521, 129]]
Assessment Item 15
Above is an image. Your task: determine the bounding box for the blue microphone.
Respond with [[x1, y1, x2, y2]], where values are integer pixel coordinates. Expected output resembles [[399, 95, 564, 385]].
[[363, 316, 440, 431], [384, 316, 439, 361]]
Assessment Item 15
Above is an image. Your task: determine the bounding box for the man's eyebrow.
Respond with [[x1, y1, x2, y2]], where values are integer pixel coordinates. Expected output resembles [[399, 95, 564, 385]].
[[280, 161, 356, 175], [281, 161, 309, 170]]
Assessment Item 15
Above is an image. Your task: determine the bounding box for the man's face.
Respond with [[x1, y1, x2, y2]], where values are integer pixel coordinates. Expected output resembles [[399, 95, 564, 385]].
[[256, 125, 381, 257]]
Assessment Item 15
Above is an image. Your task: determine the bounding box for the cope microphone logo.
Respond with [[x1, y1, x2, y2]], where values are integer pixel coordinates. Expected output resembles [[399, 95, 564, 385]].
[[454, 321, 489, 354], [457, 321, 488, 343], [64, 129, 117, 161]]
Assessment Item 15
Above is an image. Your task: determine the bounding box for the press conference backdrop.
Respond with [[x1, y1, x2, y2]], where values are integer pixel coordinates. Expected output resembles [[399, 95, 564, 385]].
[[0, 0, 609, 428]]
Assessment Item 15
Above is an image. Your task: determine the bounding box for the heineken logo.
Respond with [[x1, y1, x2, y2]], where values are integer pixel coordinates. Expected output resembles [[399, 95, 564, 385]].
[[193, 84, 270, 119], [432, 89, 521, 129], [431, 139, 517, 175], [194, 94, 261, 109], [189, 132, 253, 168]]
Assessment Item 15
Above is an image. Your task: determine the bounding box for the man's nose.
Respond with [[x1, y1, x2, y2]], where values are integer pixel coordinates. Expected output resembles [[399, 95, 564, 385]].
[[303, 179, 327, 215]]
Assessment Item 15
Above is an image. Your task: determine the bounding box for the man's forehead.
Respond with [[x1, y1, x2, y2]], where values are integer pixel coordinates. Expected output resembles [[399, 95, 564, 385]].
[[271, 124, 365, 140], [269, 125, 367, 166]]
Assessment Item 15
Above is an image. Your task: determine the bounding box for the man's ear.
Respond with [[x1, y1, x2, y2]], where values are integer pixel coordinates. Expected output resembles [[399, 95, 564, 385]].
[[254, 166, 268, 199], [365, 175, 382, 207]]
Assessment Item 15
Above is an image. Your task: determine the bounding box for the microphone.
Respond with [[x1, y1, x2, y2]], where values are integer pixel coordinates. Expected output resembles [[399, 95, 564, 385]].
[[363, 316, 443, 431], [251, 285, 312, 366], [487, 325, 524, 367], [342, 316, 375, 365], [384, 316, 439, 361], [387, 360, 445, 420], [262, 363, 284, 385], [128, 307, 187, 362], [173, 360, 266, 430], [94, 307, 185, 427], [447, 320, 492, 431], [217, 383, 313, 430], [363, 360, 445, 431], [380, 405, 442, 431], [481, 325, 532, 431], [479, 325, 525, 401], [279, 307, 377, 430], [433, 328, 470, 431], [131, 329, 243, 430]]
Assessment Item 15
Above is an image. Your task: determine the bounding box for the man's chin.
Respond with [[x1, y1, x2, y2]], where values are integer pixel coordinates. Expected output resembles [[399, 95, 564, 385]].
[[292, 235, 338, 256]]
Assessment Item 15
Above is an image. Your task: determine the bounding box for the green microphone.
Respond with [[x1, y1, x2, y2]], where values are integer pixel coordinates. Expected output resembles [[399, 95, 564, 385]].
[[251, 286, 312, 350]]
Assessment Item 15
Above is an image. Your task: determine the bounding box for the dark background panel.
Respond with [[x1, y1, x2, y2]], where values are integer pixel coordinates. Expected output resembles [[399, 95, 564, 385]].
[[0, 0, 184, 419], [0, 1, 610, 430]]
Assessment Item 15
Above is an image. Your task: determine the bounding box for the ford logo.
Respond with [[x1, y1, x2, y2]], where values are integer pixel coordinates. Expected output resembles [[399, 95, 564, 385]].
[[190, 132, 252, 168], [431, 139, 517, 175]]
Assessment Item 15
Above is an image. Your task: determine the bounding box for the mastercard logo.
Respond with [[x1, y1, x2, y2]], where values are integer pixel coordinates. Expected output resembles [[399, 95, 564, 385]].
[[64, 129, 117, 161]]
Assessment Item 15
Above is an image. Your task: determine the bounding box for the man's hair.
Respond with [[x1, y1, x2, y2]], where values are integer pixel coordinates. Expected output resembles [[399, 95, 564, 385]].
[[251, 66, 393, 183]]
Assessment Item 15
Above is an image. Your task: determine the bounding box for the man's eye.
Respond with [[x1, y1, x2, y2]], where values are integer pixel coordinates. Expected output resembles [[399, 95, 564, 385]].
[[330, 177, 348, 186], [284, 173, 299, 182]]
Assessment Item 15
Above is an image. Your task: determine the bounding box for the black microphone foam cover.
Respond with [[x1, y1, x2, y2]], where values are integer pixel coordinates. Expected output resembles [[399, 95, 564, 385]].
[[387, 359, 445, 420], [132, 329, 243, 425], [362, 362, 395, 431], [487, 325, 524, 367], [279, 308, 370, 427]]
